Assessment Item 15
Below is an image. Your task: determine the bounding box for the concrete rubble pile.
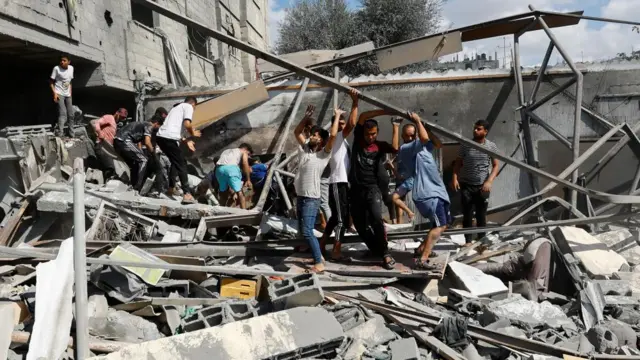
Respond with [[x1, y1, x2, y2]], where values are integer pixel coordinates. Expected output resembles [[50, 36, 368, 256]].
[[0, 126, 640, 360]]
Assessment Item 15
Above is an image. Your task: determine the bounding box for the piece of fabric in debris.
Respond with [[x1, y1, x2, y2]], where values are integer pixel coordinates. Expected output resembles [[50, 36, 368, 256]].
[[433, 315, 470, 351], [89, 257, 148, 303]]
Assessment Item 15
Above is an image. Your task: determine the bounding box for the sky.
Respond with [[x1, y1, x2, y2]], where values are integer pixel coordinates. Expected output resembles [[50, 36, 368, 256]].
[[267, 0, 640, 69]]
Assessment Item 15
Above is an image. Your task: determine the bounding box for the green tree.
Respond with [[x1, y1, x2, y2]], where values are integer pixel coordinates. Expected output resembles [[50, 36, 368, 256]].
[[275, 0, 445, 76]]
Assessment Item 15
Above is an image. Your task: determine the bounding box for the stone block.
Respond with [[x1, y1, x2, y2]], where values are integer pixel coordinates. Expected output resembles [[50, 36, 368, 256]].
[[267, 273, 324, 311], [448, 261, 508, 298], [596, 229, 636, 252], [480, 295, 576, 331], [612, 272, 640, 295], [389, 338, 420, 360], [553, 226, 628, 277], [93, 307, 345, 360], [345, 315, 397, 348]]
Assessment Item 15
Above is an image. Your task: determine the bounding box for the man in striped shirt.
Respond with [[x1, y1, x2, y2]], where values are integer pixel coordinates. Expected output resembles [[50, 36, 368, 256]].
[[451, 119, 500, 245]]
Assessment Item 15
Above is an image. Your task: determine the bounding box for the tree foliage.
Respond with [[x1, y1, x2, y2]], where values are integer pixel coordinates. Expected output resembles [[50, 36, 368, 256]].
[[275, 0, 445, 76]]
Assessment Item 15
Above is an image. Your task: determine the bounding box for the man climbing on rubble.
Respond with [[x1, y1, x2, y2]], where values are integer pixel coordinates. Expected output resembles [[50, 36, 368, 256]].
[[294, 104, 339, 274], [94, 108, 128, 182], [155, 96, 201, 204], [214, 143, 254, 209], [113, 116, 163, 191], [50, 54, 75, 138], [320, 89, 359, 260], [404, 112, 449, 270], [349, 106, 399, 270], [451, 119, 500, 246]]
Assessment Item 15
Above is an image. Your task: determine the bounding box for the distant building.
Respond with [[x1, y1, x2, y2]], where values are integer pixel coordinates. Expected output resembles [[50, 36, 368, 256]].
[[434, 53, 500, 71]]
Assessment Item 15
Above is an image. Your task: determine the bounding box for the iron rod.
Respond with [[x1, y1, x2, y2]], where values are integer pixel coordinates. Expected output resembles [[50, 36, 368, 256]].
[[529, 42, 555, 104], [528, 77, 577, 112], [132, 0, 640, 205], [72, 158, 88, 359], [537, 10, 640, 27], [333, 67, 339, 110], [254, 78, 310, 211], [584, 123, 640, 184], [274, 172, 292, 211], [527, 111, 572, 149], [275, 169, 296, 178]]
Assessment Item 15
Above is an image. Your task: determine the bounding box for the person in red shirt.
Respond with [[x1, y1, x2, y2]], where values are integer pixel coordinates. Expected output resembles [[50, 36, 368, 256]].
[[94, 108, 128, 181]]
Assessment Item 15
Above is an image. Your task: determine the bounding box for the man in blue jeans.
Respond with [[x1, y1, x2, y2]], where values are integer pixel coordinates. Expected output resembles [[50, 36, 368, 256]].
[[293, 104, 340, 274], [403, 112, 451, 271]]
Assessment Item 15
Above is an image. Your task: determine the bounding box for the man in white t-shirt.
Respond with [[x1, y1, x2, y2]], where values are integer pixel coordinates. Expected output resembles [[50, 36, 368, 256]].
[[320, 89, 359, 260], [155, 96, 201, 204], [215, 143, 254, 209], [293, 105, 339, 274], [50, 54, 75, 137]]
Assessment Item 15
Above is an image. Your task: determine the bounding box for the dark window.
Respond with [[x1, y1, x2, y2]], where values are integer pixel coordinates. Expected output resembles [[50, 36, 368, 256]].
[[131, 1, 154, 28], [188, 27, 208, 58]]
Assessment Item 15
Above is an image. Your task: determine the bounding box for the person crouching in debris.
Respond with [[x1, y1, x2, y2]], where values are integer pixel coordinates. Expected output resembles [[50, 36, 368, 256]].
[[475, 238, 552, 301], [50, 54, 75, 137], [451, 119, 500, 246], [349, 107, 399, 270], [294, 105, 339, 274], [319, 89, 359, 261], [214, 143, 254, 209], [113, 116, 163, 191], [404, 112, 450, 271], [155, 96, 201, 204], [94, 108, 128, 182]]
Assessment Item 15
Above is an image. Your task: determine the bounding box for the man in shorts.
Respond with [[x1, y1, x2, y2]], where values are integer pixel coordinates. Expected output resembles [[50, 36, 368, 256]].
[[215, 144, 254, 209]]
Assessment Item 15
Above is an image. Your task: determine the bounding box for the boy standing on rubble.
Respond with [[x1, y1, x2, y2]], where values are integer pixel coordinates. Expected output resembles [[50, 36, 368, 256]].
[[320, 89, 359, 260], [215, 143, 254, 209], [451, 119, 500, 245], [405, 112, 449, 270], [294, 105, 339, 274], [50, 54, 75, 137], [349, 107, 399, 270], [155, 97, 201, 204]]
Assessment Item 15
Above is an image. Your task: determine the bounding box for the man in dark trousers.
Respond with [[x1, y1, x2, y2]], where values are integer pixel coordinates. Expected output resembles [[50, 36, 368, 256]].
[[155, 97, 201, 204], [451, 119, 500, 245], [348, 107, 399, 270], [114, 117, 163, 191]]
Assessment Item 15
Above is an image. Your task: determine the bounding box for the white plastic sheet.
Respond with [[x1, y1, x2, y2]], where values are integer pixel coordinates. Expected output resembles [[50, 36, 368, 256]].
[[27, 238, 75, 360]]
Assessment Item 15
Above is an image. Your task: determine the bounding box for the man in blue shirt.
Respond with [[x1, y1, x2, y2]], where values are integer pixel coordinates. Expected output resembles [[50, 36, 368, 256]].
[[403, 112, 451, 270]]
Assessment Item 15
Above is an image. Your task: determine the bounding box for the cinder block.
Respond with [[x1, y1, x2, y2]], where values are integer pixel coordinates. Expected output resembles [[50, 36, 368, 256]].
[[267, 273, 324, 311]]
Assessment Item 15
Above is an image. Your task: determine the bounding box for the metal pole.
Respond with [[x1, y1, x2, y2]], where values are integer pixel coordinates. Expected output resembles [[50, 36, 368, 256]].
[[536, 10, 640, 27], [333, 67, 340, 110], [275, 169, 296, 178], [529, 42, 554, 104], [527, 111, 572, 149], [72, 158, 88, 359], [132, 0, 640, 205], [274, 172, 292, 211], [528, 77, 577, 112], [254, 78, 310, 211], [584, 123, 640, 184]]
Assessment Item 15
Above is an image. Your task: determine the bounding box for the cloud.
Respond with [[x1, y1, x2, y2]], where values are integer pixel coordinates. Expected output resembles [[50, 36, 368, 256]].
[[267, 1, 287, 51], [441, 0, 640, 66]]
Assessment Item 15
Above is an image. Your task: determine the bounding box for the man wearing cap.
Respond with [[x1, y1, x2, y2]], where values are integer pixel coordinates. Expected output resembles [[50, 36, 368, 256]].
[[94, 108, 128, 181]]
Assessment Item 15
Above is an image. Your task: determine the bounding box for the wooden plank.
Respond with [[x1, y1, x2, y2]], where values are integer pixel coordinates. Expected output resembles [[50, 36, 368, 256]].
[[191, 80, 269, 130], [0, 200, 29, 247], [282, 251, 448, 279], [376, 32, 462, 72]]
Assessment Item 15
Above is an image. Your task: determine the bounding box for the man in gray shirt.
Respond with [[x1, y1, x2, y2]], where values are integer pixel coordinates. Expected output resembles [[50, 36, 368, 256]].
[[451, 119, 500, 245], [293, 105, 339, 274]]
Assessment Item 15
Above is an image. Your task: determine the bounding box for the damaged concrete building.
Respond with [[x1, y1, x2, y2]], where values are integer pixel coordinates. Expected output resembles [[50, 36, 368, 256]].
[[3, 0, 640, 359]]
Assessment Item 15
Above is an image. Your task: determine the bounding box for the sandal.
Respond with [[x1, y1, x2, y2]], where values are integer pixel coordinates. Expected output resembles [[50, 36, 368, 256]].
[[413, 258, 442, 271], [413, 248, 437, 259], [382, 255, 396, 270], [304, 266, 325, 274]]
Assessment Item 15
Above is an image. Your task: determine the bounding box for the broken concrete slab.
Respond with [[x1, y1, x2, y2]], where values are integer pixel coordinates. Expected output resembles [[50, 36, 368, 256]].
[[612, 272, 640, 295], [587, 325, 619, 354], [36, 183, 255, 219], [553, 226, 628, 277], [345, 315, 397, 348], [602, 319, 637, 349], [480, 295, 576, 331], [595, 229, 637, 252], [89, 307, 344, 360], [89, 308, 165, 343], [389, 338, 420, 360], [448, 261, 508, 298]]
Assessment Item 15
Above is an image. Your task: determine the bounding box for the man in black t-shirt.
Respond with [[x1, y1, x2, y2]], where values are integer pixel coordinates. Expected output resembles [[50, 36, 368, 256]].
[[348, 107, 399, 270], [114, 117, 163, 191]]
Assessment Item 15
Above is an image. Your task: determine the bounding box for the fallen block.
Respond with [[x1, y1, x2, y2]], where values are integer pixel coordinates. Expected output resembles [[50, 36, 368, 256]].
[[480, 295, 576, 331], [389, 338, 420, 360], [596, 229, 640, 266], [448, 261, 508, 298], [345, 315, 397, 348], [90, 307, 345, 360], [268, 273, 324, 311], [553, 226, 628, 277]]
